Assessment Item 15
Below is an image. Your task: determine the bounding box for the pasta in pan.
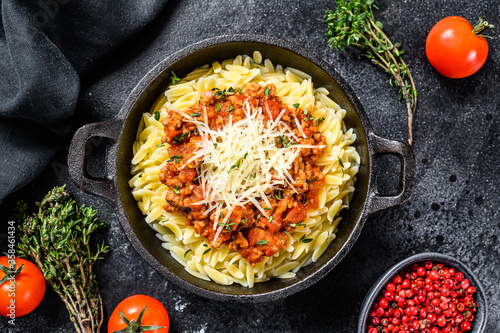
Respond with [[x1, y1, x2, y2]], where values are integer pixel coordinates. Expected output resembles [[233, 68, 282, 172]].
[[129, 51, 360, 287]]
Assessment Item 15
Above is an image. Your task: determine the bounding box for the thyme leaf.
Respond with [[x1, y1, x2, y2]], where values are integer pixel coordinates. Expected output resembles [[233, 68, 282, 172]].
[[339, 157, 345, 177], [324, 0, 417, 145], [170, 71, 181, 85], [154, 110, 160, 121], [299, 234, 314, 243], [172, 185, 181, 194], [14, 186, 108, 333], [173, 131, 189, 144], [167, 155, 183, 163], [264, 86, 271, 97]]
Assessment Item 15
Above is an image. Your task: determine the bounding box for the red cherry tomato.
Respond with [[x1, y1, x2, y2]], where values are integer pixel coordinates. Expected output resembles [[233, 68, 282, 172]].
[[108, 295, 169, 333], [426, 16, 491, 78], [0, 256, 46, 318]]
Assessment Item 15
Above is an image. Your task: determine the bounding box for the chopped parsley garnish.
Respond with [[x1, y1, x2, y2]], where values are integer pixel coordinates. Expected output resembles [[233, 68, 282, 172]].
[[173, 132, 189, 144], [256, 240, 268, 246], [170, 71, 181, 85], [154, 110, 160, 121], [167, 155, 183, 163]]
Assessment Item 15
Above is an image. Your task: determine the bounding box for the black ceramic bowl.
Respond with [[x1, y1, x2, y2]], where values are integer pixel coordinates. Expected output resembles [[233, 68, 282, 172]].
[[358, 252, 488, 332], [68, 34, 415, 302]]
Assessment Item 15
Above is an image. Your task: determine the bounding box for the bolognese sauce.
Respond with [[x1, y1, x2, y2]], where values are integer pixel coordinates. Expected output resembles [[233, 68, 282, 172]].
[[159, 82, 326, 265]]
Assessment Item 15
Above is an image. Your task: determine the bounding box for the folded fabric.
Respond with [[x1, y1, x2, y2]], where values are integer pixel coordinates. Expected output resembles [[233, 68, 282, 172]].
[[0, 0, 169, 204]]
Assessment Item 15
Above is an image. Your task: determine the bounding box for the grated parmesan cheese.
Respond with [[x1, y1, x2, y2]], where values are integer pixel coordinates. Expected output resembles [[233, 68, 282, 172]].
[[180, 100, 325, 236]]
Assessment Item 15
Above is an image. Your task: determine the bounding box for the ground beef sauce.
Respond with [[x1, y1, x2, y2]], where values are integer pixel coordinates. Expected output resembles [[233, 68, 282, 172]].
[[160, 82, 326, 265]]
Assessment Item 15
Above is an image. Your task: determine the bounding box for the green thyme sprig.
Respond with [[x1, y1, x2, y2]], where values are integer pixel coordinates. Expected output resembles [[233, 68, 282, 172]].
[[167, 155, 183, 164], [15, 185, 108, 333], [173, 131, 189, 144], [218, 218, 236, 231], [324, 0, 417, 145], [299, 235, 314, 243], [212, 86, 238, 100]]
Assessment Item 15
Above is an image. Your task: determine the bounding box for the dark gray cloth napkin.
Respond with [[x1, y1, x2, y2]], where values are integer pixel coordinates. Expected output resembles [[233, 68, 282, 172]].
[[0, 0, 169, 204]]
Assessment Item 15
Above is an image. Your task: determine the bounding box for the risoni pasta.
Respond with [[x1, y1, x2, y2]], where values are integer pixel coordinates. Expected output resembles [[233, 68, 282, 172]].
[[129, 52, 360, 287]]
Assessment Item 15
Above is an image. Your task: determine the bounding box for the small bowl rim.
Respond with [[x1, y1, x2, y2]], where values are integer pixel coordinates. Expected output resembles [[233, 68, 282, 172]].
[[357, 252, 488, 333]]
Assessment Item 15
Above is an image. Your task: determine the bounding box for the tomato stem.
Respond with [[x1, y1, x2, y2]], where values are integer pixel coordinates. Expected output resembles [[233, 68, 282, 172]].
[[0, 263, 24, 285], [472, 16, 495, 36], [113, 306, 166, 333]]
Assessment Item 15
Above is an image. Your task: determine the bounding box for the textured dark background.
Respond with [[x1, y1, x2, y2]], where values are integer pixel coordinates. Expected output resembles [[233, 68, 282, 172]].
[[1, 0, 500, 332]]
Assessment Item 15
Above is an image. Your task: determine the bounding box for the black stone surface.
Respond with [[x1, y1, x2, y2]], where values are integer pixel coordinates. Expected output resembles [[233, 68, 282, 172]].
[[1, 0, 499, 332]]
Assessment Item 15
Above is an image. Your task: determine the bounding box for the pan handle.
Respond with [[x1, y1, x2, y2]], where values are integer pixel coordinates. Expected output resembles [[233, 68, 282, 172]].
[[365, 132, 416, 215], [68, 120, 121, 205]]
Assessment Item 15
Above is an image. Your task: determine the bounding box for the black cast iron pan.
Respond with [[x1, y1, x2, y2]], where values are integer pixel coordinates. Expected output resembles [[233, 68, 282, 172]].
[[68, 34, 415, 302]]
